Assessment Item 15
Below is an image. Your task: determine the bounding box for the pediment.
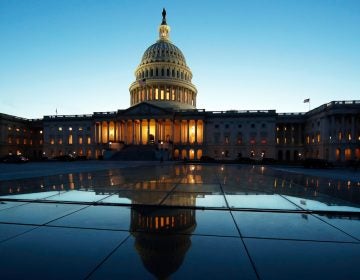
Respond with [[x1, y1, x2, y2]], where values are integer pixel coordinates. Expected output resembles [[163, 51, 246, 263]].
[[120, 102, 172, 116]]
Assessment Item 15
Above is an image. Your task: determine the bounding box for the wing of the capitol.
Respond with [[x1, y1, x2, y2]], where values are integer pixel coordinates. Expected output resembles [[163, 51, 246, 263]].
[[1, 10, 360, 163]]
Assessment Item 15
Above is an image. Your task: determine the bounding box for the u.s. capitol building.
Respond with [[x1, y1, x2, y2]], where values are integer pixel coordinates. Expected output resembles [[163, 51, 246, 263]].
[[1, 10, 359, 163]]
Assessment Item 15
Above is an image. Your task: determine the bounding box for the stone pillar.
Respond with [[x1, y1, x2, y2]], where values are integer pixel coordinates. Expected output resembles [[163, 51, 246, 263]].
[[351, 115, 355, 143], [162, 119, 166, 141], [140, 120, 143, 145], [100, 122, 103, 144], [187, 120, 190, 144], [195, 120, 198, 144], [107, 121, 110, 143], [179, 120, 182, 144], [171, 120, 174, 142], [155, 120, 158, 143], [147, 119, 150, 144], [125, 120, 128, 144], [131, 120, 136, 144]]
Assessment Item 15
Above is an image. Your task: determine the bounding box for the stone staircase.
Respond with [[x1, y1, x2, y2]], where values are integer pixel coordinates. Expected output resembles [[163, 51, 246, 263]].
[[109, 145, 170, 161]]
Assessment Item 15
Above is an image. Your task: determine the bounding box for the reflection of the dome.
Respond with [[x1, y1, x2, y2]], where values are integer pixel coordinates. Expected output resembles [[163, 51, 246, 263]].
[[130, 205, 196, 279]]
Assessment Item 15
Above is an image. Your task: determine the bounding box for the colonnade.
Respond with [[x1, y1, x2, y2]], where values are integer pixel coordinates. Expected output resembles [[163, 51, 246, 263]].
[[95, 119, 203, 145], [130, 85, 196, 107]]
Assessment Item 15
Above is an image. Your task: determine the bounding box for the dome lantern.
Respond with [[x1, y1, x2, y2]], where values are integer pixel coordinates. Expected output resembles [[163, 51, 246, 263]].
[[159, 8, 170, 41]]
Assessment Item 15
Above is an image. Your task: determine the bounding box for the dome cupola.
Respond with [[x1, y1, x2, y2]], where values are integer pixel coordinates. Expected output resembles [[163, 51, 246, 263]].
[[129, 9, 197, 110]]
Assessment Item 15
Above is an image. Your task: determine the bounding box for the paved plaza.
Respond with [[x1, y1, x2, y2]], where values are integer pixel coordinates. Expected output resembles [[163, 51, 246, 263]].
[[0, 162, 359, 279]]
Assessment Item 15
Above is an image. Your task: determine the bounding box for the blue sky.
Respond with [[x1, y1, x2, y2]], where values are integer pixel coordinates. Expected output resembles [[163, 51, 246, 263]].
[[0, 0, 359, 118]]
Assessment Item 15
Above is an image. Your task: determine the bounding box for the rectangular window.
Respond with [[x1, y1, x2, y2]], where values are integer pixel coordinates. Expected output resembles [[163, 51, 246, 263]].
[[78, 137, 83, 145], [87, 137, 91, 144], [68, 135, 73, 145]]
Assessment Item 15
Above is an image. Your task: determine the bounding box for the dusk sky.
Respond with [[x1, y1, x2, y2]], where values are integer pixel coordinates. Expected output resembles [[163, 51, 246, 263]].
[[1, 0, 359, 119]]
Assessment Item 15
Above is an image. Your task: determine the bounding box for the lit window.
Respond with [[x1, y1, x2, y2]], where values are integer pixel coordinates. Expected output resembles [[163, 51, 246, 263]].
[[16, 138, 20, 144], [348, 133, 351, 141], [317, 134, 321, 143], [68, 135, 73, 145], [23, 139, 27, 145], [58, 138, 63, 145], [8, 137, 12, 144], [79, 127, 83, 131], [276, 138, 280, 144], [306, 136, 310, 144], [50, 138, 54, 145], [78, 137, 83, 145], [8, 127, 11, 131], [87, 137, 91, 144], [276, 127, 279, 131], [338, 132, 342, 140]]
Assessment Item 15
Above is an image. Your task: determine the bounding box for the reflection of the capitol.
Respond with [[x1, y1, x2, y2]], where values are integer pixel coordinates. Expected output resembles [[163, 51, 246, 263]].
[[1, 164, 360, 209]]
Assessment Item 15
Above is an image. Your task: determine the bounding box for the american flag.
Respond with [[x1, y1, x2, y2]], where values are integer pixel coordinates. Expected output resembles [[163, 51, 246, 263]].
[[303, 98, 310, 103], [139, 78, 146, 87]]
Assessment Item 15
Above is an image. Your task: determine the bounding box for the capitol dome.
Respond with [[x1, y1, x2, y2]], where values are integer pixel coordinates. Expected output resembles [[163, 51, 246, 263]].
[[140, 41, 187, 67], [129, 9, 197, 110]]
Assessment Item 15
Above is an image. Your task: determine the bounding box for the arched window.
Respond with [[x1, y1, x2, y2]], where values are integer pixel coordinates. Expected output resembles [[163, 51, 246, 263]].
[[196, 149, 203, 160], [173, 149, 179, 159], [172, 69, 175, 77], [189, 149, 195, 160], [150, 69, 153, 77], [156, 68, 158, 76], [167, 69, 170, 76], [161, 68, 164, 76], [181, 149, 187, 160]]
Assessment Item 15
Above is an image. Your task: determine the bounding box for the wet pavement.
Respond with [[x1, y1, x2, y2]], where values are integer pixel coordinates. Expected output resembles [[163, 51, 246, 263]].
[[0, 163, 359, 279]]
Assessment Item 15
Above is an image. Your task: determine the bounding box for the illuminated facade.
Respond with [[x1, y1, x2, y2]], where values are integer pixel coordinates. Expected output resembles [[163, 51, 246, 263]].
[[0, 10, 359, 162]]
